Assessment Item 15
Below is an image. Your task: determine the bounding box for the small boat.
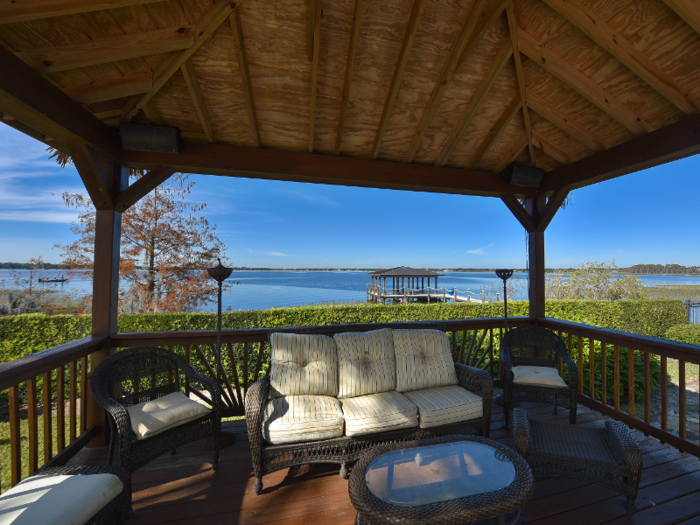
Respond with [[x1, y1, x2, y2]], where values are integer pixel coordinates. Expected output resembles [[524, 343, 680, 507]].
[[39, 275, 68, 283]]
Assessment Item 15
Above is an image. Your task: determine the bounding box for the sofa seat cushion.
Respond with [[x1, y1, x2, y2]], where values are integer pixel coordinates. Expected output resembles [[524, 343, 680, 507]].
[[393, 329, 458, 392], [340, 391, 418, 437], [403, 385, 483, 428], [512, 366, 568, 388], [127, 391, 210, 440], [0, 473, 123, 525], [262, 395, 344, 445], [268, 333, 338, 399], [335, 328, 395, 398]]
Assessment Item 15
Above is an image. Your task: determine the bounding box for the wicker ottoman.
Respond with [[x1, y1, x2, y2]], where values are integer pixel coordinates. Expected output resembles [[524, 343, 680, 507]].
[[513, 408, 642, 515]]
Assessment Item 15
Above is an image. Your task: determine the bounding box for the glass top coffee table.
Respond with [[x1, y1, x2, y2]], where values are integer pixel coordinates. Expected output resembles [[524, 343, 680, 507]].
[[348, 435, 533, 525]]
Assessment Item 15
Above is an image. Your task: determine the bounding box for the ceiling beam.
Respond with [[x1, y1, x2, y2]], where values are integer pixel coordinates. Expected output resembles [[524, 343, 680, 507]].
[[115, 166, 176, 212], [517, 30, 652, 135], [535, 187, 569, 231], [66, 140, 115, 210], [308, 0, 322, 152], [532, 132, 576, 165], [493, 131, 528, 174], [0, 0, 164, 24], [121, 0, 237, 122], [505, 3, 535, 165], [121, 143, 535, 198], [539, 113, 700, 193], [527, 91, 609, 151], [465, 93, 521, 170], [64, 76, 152, 105], [142, 100, 163, 125], [307, 0, 318, 61], [662, 0, 700, 37], [230, 9, 260, 148], [405, 0, 509, 163], [371, 0, 428, 159], [181, 59, 217, 143], [0, 44, 120, 159], [16, 25, 195, 74], [436, 40, 513, 166], [542, 0, 700, 114], [334, 0, 364, 155], [501, 194, 535, 231]]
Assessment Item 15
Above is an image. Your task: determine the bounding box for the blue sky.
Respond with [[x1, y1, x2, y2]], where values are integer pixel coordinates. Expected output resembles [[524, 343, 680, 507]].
[[0, 123, 698, 269]]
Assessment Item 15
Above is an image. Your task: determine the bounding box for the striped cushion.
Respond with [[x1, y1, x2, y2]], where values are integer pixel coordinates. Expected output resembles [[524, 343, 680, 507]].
[[268, 333, 338, 399], [340, 391, 418, 437], [404, 385, 483, 428], [335, 328, 395, 398], [262, 395, 344, 445], [393, 329, 458, 392]]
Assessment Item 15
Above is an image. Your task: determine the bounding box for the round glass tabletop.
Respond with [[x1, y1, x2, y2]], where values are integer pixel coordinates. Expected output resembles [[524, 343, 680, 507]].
[[364, 441, 516, 507]]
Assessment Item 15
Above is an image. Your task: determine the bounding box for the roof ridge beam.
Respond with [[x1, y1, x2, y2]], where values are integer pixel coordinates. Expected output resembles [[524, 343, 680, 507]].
[[435, 40, 513, 166], [542, 0, 700, 114], [121, 0, 238, 122], [465, 93, 521, 170], [0, 0, 164, 24]]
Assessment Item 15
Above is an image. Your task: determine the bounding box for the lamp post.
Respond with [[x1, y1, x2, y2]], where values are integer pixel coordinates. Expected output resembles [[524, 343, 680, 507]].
[[495, 269, 514, 331]]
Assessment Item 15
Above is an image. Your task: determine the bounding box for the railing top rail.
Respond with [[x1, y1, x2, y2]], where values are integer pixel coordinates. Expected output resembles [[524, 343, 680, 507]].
[[0, 335, 108, 391], [539, 317, 700, 363]]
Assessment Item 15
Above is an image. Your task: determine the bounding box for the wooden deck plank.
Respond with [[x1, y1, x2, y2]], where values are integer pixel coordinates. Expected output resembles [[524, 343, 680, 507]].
[[66, 405, 700, 525]]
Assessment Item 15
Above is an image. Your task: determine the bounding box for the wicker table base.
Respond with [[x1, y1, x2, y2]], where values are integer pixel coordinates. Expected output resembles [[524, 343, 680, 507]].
[[355, 509, 524, 525]]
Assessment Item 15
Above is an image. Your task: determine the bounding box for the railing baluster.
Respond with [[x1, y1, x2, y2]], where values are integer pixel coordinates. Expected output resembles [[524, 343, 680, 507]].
[[614, 345, 620, 410], [679, 360, 686, 439], [468, 330, 487, 368], [43, 372, 52, 463], [57, 365, 65, 453], [661, 356, 668, 431], [601, 342, 607, 405], [80, 356, 87, 433], [209, 343, 236, 406], [450, 330, 457, 360], [578, 337, 584, 393], [167, 346, 174, 384], [644, 353, 651, 425], [498, 328, 503, 379], [27, 378, 38, 475], [253, 341, 264, 382], [228, 343, 243, 405], [185, 345, 191, 395], [489, 329, 494, 377], [195, 345, 233, 407], [589, 338, 595, 399], [458, 331, 468, 363], [9, 385, 21, 488], [628, 348, 635, 418], [70, 360, 77, 442], [243, 342, 249, 394]]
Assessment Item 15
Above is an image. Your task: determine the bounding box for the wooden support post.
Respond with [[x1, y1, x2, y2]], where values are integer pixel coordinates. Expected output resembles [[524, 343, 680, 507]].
[[525, 196, 546, 319]]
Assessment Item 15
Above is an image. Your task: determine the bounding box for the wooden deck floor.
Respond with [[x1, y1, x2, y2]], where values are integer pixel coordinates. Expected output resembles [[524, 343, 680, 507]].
[[68, 402, 700, 525]]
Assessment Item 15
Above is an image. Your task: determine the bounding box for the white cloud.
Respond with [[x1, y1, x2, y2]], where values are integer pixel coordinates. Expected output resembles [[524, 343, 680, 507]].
[[268, 251, 288, 257], [279, 189, 340, 207], [467, 243, 494, 255], [0, 210, 80, 223]]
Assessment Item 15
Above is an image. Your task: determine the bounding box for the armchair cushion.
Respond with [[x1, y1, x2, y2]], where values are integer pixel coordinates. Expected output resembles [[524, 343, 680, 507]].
[[335, 328, 395, 398], [512, 366, 568, 388], [127, 391, 210, 440], [403, 385, 483, 428], [340, 391, 418, 437], [393, 329, 457, 392], [262, 395, 344, 445], [268, 333, 338, 399], [0, 473, 123, 525]]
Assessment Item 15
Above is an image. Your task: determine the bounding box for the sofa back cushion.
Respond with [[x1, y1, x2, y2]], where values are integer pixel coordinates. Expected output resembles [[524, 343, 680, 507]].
[[393, 329, 457, 392], [269, 333, 338, 399], [334, 328, 395, 398]]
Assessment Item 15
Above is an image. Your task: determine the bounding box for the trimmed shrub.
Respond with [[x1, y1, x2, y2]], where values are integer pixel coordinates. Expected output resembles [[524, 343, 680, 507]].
[[665, 324, 700, 347]]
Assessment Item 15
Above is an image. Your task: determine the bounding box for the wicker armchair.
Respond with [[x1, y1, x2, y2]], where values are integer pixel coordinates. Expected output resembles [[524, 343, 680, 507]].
[[91, 346, 222, 477], [501, 325, 578, 429]]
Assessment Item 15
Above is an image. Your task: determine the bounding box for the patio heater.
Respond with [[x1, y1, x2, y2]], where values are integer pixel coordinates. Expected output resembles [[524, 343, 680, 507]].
[[495, 269, 514, 331], [207, 258, 236, 447]]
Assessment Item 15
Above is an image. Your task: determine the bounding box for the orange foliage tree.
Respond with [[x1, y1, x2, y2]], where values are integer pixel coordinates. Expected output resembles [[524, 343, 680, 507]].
[[57, 173, 227, 313]]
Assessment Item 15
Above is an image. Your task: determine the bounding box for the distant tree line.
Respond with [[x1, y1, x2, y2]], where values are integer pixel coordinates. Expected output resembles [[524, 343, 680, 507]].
[[0, 262, 68, 269], [621, 264, 700, 275]]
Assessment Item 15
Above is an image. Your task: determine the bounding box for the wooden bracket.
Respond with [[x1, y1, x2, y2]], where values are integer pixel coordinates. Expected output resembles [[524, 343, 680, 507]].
[[502, 189, 569, 232], [501, 194, 535, 232], [115, 166, 176, 212]]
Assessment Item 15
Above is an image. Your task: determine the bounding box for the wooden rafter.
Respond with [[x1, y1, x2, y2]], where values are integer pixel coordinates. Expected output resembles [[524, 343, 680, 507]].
[[534, 151, 557, 172], [465, 93, 521, 170], [405, 0, 510, 162], [527, 91, 609, 151], [0, 0, 163, 24], [532, 132, 576, 165], [308, 0, 322, 152], [505, 3, 535, 165], [142, 100, 163, 126], [115, 166, 176, 212], [230, 9, 260, 148], [493, 131, 528, 174], [122, 142, 535, 198], [334, 0, 364, 155], [543, 0, 700, 114], [0, 44, 120, 159], [435, 40, 513, 166], [371, 0, 428, 159], [66, 140, 115, 210], [662, 1, 700, 37], [16, 26, 195, 74], [121, 0, 237, 122], [517, 30, 652, 135], [501, 194, 535, 231], [64, 76, 152, 105], [539, 113, 700, 193], [181, 59, 217, 144], [307, 0, 318, 61]]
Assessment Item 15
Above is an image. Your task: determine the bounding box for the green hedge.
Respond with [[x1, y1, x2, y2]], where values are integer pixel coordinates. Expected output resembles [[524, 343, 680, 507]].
[[665, 324, 700, 347]]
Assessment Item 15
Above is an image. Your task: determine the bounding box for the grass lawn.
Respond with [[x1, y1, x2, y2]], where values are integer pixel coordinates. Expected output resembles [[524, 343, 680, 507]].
[[647, 285, 700, 301]]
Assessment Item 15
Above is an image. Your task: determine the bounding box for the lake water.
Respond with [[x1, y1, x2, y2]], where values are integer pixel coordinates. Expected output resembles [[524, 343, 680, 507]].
[[1, 269, 699, 313]]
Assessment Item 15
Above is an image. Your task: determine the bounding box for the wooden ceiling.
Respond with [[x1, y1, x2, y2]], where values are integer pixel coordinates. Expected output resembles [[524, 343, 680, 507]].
[[2, 0, 700, 198]]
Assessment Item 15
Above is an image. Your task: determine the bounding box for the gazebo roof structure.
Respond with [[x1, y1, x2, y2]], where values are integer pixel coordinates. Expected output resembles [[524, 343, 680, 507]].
[[368, 267, 444, 277]]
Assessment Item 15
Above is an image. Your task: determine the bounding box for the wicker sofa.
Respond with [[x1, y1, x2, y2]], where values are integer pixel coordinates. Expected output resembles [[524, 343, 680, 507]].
[[245, 324, 493, 495]]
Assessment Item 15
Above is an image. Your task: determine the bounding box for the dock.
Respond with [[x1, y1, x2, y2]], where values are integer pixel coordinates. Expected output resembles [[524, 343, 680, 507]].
[[367, 285, 499, 304]]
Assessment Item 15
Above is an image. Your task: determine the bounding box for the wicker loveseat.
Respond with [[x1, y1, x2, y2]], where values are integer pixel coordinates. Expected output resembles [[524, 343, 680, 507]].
[[245, 324, 493, 495]]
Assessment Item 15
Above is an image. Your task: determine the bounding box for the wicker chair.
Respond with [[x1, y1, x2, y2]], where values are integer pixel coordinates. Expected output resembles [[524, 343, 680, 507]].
[[91, 347, 222, 478], [501, 325, 578, 429]]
